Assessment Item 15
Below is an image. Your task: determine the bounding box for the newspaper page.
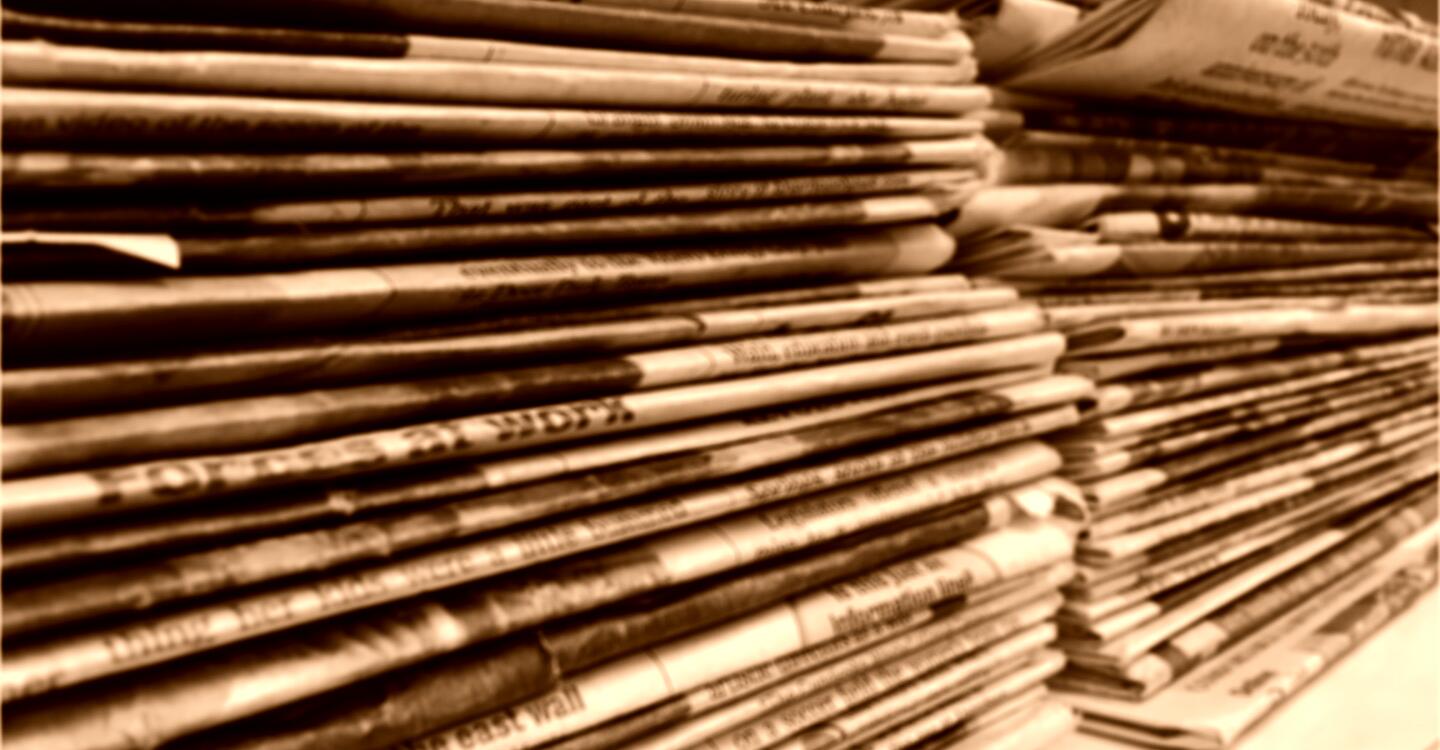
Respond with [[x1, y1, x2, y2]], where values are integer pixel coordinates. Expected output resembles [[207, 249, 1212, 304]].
[[0, 0, 972, 64], [1, 139, 992, 191], [2, 88, 979, 148], [5, 168, 980, 230], [1004, 0, 1437, 129], [3, 43, 991, 116], [3, 7, 977, 83], [1, 223, 961, 348]]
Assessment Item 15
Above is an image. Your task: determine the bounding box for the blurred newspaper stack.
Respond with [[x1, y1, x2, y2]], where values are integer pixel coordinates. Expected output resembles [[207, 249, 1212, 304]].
[[937, 0, 1440, 747], [0, 2, 1092, 750]]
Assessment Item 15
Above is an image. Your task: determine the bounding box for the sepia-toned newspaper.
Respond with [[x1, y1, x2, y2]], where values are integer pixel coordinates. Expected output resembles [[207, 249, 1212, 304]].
[[1002, 0, 1437, 129], [0, 516, 1070, 750], [1067, 520, 1437, 749], [0, 369, 1049, 573], [2, 398, 1084, 636], [2, 88, 980, 148], [3, 43, 991, 116], [1, 139, 992, 190], [2, 7, 977, 83]]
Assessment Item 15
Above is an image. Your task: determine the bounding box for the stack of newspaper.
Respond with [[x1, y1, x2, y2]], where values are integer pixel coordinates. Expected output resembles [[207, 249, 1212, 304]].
[[934, 0, 1440, 747], [0, 3, 1091, 750]]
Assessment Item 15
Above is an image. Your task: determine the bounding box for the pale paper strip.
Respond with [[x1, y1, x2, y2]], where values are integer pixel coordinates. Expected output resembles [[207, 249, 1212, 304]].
[[406, 36, 977, 82], [0, 229, 180, 268], [3, 43, 990, 116], [535, 0, 966, 38]]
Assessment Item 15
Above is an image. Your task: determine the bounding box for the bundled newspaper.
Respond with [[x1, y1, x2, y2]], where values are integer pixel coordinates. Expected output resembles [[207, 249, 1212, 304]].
[[937, 2, 1439, 745], [0, 4, 1093, 750]]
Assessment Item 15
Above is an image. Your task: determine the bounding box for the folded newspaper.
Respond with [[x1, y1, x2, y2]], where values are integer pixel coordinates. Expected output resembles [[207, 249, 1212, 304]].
[[1068, 521, 1438, 749], [986, 0, 1437, 129]]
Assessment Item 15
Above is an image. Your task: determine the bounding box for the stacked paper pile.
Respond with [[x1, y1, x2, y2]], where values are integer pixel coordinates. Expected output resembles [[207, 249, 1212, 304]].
[[1, 3, 1091, 750], [937, 0, 1440, 747]]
